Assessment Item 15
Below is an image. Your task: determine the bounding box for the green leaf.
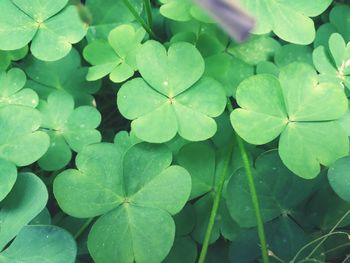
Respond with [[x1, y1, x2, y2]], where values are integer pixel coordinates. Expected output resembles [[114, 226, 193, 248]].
[[85, 0, 142, 42], [227, 35, 280, 65], [0, 105, 49, 166], [163, 236, 197, 263], [274, 44, 313, 67], [0, 46, 28, 71], [0, 225, 77, 263], [231, 63, 349, 178], [240, 0, 332, 44], [160, 0, 212, 23], [84, 24, 145, 83], [37, 91, 101, 170], [53, 142, 191, 263], [118, 41, 226, 143], [22, 48, 101, 105], [0, 68, 38, 108], [0, 0, 86, 61], [0, 158, 17, 202], [0, 173, 48, 250], [328, 155, 350, 202], [226, 150, 316, 227], [313, 33, 350, 89]]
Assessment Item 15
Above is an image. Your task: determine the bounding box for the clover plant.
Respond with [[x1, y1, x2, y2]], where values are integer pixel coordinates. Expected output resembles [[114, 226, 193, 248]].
[[1, 1, 350, 263]]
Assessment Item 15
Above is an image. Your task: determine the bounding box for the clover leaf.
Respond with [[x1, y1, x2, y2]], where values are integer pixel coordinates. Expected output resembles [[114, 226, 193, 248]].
[[117, 41, 226, 143], [38, 91, 101, 171], [226, 150, 316, 227], [0, 68, 38, 108], [0, 173, 48, 251], [0, 46, 28, 71], [0, 105, 49, 167], [230, 63, 349, 179], [53, 142, 191, 263], [313, 33, 350, 89], [160, 0, 212, 23], [0, 0, 87, 61], [85, 0, 142, 42], [84, 25, 145, 83], [0, 225, 77, 263], [240, 0, 332, 44], [22, 48, 101, 105]]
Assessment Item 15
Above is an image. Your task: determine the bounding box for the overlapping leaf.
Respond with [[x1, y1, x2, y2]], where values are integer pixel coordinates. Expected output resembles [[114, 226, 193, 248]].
[[22, 48, 101, 105], [313, 33, 350, 89], [0, 47, 28, 71], [240, 0, 332, 44], [0, 173, 48, 250], [53, 142, 191, 263], [38, 91, 101, 171], [84, 24, 145, 83], [0, 225, 77, 263], [117, 41, 226, 143], [231, 63, 349, 178], [0, 0, 87, 61]]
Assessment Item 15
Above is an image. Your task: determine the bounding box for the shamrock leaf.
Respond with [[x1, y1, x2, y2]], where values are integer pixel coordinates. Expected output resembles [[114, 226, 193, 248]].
[[240, 0, 332, 44], [0, 105, 49, 166], [226, 150, 316, 227], [85, 0, 142, 42], [313, 33, 350, 89], [230, 63, 349, 178], [0, 173, 48, 250], [328, 155, 350, 202], [0, 68, 38, 108], [22, 48, 101, 105], [0, 159, 16, 202], [160, 0, 212, 23], [117, 41, 226, 143], [0, 0, 87, 61], [0, 225, 77, 263], [0, 46, 28, 71], [274, 44, 313, 68], [53, 142, 191, 263], [84, 25, 145, 83], [38, 91, 101, 171]]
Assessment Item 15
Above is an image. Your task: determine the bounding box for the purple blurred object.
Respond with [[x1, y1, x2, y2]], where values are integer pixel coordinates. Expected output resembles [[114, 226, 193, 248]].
[[193, 0, 255, 42]]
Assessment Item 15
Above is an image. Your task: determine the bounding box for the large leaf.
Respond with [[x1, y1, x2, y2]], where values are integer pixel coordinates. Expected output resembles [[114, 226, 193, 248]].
[[240, 0, 332, 44], [118, 41, 226, 143], [0, 173, 48, 250], [231, 63, 349, 178], [0, 0, 86, 61], [53, 142, 191, 263], [0, 225, 76, 263]]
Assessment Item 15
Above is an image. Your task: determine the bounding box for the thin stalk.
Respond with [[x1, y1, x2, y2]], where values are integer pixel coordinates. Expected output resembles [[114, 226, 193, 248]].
[[197, 139, 234, 263], [227, 99, 270, 263], [74, 217, 94, 239], [122, 0, 157, 39], [142, 0, 153, 27], [235, 134, 270, 263]]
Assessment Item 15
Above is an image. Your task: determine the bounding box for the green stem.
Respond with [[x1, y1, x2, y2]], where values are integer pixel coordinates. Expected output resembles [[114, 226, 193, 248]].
[[235, 134, 270, 263], [142, 0, 153, 27], [122, 0, 157, 39], [226, 99, 270, 263], [74, 217, 94, 239], [197, 140, 234, 263]]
